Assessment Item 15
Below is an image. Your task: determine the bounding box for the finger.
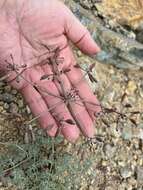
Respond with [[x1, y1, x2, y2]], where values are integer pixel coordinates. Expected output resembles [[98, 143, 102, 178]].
[[54, 45, 101, 119], [68, 97, 95, 137], [66, 65, 101, 120], [20, 84, 58, 137], [55, 74, 96, 137], [64, 6, 101, 55], [37, 80, 80, 142], [41, 53, 95, 137], [33, 66, 80, 142]]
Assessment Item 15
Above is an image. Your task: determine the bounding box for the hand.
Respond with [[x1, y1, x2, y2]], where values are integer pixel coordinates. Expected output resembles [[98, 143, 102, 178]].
[[0, 0, 101, 142]]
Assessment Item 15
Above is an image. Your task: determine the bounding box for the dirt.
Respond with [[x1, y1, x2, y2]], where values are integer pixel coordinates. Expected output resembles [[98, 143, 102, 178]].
[[96, 0, 143, 29]]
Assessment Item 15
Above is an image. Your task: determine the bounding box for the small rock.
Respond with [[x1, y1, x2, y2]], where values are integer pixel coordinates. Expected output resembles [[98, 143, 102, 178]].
[[89, 186, 94, 190], [127, 177, 137, 186], [79, 0, 92, 9], [3, 103, 9, 110], [4, 85, 11, 92], [122, 126, 133, 140], [0, 182, 2, 187], [0, 93, 14, 103], [104, 144, 116, 158], [26, 105, 31, 114], [137, 167, 143, 184], [126, 81, 137, 94], [139, 83, 143, 98], [0, 101, 3, 106], [18, 99, 24, 108], [138, 123, 143, 129], [139, 89, 143, 98], [133, 128, 143, 140], [102, 160, 107, 166], [136, 30, 143, 43], [127, 31, 136, 40], [77, 50, 82, 57], [109, 123, 121, 138], [9, 103, 18, 113], [104, 187, 113, 190], [11, 89, 18, 95], [0, 106, 3, 112], [120, 166, 132, 178]]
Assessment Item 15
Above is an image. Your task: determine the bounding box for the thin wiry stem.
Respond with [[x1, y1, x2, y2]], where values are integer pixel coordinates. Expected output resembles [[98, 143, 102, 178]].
[[0, 142, 29, 175], [26, 100, 63, 125], [73, 63, 97, 87], [0, 73, 12, 82], [8, 65, 63, 100], [2, 44, 142, 137]]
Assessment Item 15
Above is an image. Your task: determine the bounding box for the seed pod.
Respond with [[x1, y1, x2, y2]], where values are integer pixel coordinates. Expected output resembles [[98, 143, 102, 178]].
[[64, 68, 71, 73], [124, 103, 132, 108], [88, 73, 97, 83], [65, 119, 75, 125], [40, 74, 51, 80], [16, 76, 20, 83], [33, 85, 40, 93], [130, 111, 140, 115], [74, 64, 82, 69], [89, 63, 96, 72], [130, 118, 137, 126]]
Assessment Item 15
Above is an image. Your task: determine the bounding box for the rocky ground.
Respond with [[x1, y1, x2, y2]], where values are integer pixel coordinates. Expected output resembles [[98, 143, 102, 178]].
[[0, 0, 143, 190]]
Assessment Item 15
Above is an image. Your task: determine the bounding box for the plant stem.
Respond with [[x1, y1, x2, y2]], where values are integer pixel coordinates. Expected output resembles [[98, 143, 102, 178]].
[[26, 100, 63, 125]]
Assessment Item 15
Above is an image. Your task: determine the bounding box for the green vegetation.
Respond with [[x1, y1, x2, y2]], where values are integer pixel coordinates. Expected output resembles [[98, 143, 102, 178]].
[[0, 134, 94, 190]]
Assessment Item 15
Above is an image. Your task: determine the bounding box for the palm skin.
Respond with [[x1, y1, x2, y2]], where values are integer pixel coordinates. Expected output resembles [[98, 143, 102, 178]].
[[0, 0, 101, 142]]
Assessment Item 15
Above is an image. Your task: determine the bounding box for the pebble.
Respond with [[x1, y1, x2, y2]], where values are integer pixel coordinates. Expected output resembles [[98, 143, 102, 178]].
[[138, 123, 143, 129], [3, 103, 9, 110], [105, 187, 114, 190], [136, 30, 143, 43], [126, 81, 137, 94], [0, 182, 2, 187], [11, 89, 18, 95], [79, 0, 92, 9], [0, 93, 14, 103], [0, 101, 3, 106], [122, 126, 133, 140], [26, 105, 31, 114], [109, 123, 121, 138], [0, 106, 3, 112], [127, 31, 136, 40], [4, 85, 11, 92], [127, 177, 137, 186], [120, 166, 132, 178], [139, 89, 143, 98], [104, 144, 116, 158], [137, 167, 143, 184], [18, 99, 24, 108], [134, 128, 143, 140], [139, 83, 143, 98], [9, 103, 18, 113]]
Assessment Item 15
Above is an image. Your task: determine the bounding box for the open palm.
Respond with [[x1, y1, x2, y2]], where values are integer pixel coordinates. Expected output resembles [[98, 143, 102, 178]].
[[0, 0, 101, 142]]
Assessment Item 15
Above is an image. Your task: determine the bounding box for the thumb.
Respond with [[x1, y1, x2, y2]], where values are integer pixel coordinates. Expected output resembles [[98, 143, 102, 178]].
[[64, 7, 100, 55]]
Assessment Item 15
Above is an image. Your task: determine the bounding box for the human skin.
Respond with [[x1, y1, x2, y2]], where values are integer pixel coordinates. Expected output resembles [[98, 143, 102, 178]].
[[0, 0, 101, 142]]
